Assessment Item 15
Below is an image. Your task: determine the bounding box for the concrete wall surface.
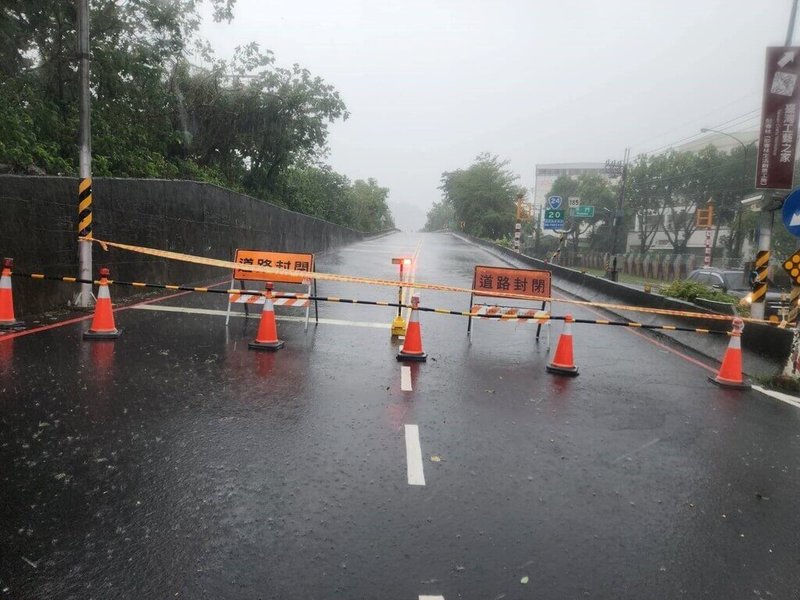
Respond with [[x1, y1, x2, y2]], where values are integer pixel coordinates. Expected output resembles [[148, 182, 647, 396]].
[[0, 176, 363, 315]]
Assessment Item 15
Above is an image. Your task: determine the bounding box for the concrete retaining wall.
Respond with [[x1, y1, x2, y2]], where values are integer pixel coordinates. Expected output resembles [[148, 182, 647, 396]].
[[454, 233, 791, 372], [0, 176, 364, 316]]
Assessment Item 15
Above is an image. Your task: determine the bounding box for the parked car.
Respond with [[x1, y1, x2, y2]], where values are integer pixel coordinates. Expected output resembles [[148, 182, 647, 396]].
[[686, 267, 789, 319]]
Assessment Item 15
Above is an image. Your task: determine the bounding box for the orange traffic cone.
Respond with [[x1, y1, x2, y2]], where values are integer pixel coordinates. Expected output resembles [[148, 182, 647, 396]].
[[709, 317, 750, 390], [249, 283, 285, 351], [0, 258, 22, 329], [397, 294, 427, 362], [83, 267, 120, 340], [546, 314, 578, 376]]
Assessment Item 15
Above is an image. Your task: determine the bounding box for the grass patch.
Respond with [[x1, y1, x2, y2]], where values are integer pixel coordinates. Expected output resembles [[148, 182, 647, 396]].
[[753, 373, 800, 394]]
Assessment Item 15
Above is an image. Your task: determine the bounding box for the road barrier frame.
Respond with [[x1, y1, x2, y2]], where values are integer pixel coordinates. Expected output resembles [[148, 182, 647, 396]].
[[225, 248, 318, 331], [467, 264, 553, 346]]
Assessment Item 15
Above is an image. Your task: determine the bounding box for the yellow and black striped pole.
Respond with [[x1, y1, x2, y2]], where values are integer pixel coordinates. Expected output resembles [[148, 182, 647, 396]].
[[78, 177, 93, 239], [788, 286, 800, 324], [751, 249, 769, 319], [75, 176, 94, 307], [750, 209, 774, 320]]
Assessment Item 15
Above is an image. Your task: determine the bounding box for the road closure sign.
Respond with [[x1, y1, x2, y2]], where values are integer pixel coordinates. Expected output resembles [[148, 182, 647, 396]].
[[756, 47, 800, 190], [233, 249, 314, 283], [472, 265, 551, 300]]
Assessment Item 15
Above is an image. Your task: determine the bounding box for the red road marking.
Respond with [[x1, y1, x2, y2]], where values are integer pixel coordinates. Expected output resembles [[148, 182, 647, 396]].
[[554, 293, 718, 374], [0, 281, 228, 343]]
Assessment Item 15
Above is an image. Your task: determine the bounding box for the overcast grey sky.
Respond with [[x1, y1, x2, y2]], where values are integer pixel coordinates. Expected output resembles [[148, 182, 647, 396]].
[[200, 0, 793, 230]]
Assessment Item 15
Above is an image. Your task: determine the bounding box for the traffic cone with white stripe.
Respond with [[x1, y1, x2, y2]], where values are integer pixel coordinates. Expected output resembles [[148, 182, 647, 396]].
[[83, 267, 120, 339], [709, 317, 750, 390], [546, 314, 579, 376], [249, 283, 285, 351], [0, 258, 22, 329], [397, 294, 427, 362]]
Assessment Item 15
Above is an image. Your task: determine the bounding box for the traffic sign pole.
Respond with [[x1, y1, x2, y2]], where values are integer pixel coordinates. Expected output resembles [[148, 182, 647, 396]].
[[752, 211, 774, 320]]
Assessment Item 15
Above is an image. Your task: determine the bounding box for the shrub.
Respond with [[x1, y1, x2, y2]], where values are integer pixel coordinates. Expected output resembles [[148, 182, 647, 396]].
[[658, 280, 739, 304]]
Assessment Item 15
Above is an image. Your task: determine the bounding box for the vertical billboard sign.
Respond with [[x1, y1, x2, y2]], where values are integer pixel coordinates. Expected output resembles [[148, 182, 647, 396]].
[[756, 47, 800, 190]]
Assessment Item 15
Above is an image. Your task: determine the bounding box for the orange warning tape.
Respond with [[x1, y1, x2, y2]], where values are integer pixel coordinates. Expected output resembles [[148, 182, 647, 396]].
[[79, 236, 773, 325]]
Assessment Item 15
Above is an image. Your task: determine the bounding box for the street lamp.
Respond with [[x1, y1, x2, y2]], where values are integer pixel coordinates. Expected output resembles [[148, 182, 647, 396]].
[[699, 128, 752, 261]]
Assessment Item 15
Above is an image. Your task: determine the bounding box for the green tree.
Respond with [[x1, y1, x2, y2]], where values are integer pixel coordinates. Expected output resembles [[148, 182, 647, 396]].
[[576, 174, 616, 252], [173, 43, 348, 196], [0, 0, 394, 231], [438, 153, 519, 238], [625, 155, 664, 254], [279, 163, 354, 226], [546, 174, 615, 258], [625, 147, 757, 259], [423, 200, 455, 231], [0, 0, 235, 175], [349, 178, 395, 232]]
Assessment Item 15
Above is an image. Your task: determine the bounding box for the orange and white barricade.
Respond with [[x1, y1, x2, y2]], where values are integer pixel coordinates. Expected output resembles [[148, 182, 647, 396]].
[[467, 265, 552, 346], [225, 249, 317, 331]]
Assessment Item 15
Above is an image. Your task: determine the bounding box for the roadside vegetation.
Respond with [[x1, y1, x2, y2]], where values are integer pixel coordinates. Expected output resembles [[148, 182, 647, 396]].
[[658, 280, 740, 304], [658, 279, 749, 316], [423, 139, 800, 265], [423, 153, 524, 237], [0, 0, 393, 232]]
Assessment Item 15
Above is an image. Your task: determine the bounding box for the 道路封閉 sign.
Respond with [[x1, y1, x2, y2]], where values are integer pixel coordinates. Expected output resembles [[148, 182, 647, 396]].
[[472, 265, 551, 300], [233, 249, 314, 283]]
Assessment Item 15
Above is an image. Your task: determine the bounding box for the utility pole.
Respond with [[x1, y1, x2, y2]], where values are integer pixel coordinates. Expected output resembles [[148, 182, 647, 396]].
[[788, 0, 798, 46], [783, 0, 800, 379], [604, 148, 630, 281], [513, 192, 532, 252], [785, 0, 800, 327], [513, 192, 524, 252], [75, 0, 94, 308]]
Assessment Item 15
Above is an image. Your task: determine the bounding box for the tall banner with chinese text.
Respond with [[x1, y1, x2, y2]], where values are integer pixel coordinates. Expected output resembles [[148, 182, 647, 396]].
[[756, 47, 800, 190]]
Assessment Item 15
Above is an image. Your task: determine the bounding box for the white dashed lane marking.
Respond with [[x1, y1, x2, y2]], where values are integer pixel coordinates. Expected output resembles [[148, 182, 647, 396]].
[[401, 366, 412, 391], [404, 424, 426, 486]]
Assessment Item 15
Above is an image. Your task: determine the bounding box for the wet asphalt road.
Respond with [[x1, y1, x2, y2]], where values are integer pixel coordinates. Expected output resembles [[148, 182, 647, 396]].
[[1, 231, 800, 600]]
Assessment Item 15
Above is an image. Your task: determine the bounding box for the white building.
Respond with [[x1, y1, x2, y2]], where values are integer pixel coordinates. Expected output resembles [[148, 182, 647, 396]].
[[533, 163, 610, 208], [624, 130, 758, 259], [626, 213, 748, 257]]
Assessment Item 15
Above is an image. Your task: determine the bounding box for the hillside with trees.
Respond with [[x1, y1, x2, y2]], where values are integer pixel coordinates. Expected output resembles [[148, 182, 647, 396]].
[[0, 0, 393, 232]]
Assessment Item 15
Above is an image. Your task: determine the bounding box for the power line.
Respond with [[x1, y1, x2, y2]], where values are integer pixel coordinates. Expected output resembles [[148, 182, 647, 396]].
[[627, 91, 761, 152], [640, 108, 761, 156]]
